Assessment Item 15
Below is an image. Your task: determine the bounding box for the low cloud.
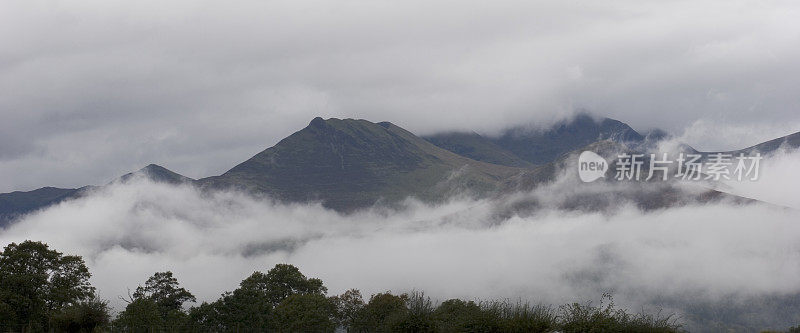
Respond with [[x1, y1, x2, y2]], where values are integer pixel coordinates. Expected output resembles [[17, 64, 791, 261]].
[[720, 149, 800, 209], [1, 151, 799, 330]]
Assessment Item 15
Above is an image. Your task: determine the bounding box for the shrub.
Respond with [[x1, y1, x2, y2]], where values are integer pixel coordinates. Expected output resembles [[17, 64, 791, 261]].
[[435, 299, 501, 332], [558, 294, 682, 333], [50, 298, 111, 333]]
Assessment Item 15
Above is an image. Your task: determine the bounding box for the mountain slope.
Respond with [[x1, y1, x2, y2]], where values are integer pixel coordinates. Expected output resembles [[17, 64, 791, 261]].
[[422, 114, 646, 166], [0, 164, 191, 228], [423, 131, 533, 167], [491, 114, 644, 165], [716, 131, 800, 156], [199, 117, 524, 210], [117, 164, 194, 184], [1, 116, 793, 224], [677, 131, 800, 160], [492, 140, 759, 219], [0, 187, 79, 228]]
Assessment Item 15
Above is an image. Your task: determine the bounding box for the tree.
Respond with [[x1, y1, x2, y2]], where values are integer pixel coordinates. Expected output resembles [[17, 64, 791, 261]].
[[132, 271, 196, 314], [0, 240, 95, 330], [352, 292, 409, 332], [48, 255, 95, 310], [332, 289, 365, 329], [189, 287, 273, 332], [188, 263, 327, 331], [239, 264, 327, 307], [435, 299, 486, 331], [113, 298, 164, 330], [115, 271, 195, 330], [0, 300, 17, 329], [271, 293, 337, 332]]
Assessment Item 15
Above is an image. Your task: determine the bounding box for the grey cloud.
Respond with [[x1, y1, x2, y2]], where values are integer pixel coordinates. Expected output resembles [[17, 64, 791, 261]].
[[2, 0, 800, 191]]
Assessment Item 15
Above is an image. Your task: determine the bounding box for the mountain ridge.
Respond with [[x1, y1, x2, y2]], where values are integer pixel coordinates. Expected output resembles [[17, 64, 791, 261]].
[[1, 115, 797, 227], [0, 164, 190, 227], [423, 131, 533, 168], [198, 117, 523, 211], [118, 164, 195, 184], [424, 113, 645, 166]]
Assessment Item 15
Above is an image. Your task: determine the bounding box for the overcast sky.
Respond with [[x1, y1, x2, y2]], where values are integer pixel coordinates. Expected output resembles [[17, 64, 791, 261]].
[[2, 0, 800, 192]]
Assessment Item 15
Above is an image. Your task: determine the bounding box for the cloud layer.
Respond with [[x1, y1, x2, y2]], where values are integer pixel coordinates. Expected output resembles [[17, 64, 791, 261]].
[[2, 0, 800, 191], [1, 148, 799, 330]]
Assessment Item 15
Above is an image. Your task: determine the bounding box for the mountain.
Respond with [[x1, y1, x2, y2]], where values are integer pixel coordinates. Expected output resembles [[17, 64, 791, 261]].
[[423, 131, 533, 167], [199, 117, 523, 211], [491, 140, 759, 220], [715, 131, 800, 156], [0, 187, 80, 227], [0, 164, 190, 228], [425, 114, 645, 166], [675, 130, 800, 161], [117, 164, 194, 184], [0, 116, 794, 226], [492, 114, 644, 165]]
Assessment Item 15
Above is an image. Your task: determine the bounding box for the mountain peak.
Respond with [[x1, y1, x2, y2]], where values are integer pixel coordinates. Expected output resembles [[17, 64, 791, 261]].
[[489, 115, 643, 165], [118, 164, 193, 184], [140, 163, 165, 172], [309, 116, 327, 127], [201, 118, 522, 210]]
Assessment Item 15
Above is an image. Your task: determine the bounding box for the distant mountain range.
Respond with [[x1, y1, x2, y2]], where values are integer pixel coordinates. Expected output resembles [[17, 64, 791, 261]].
[[2, 114, 798, 227], [424, 114, 645, 166]]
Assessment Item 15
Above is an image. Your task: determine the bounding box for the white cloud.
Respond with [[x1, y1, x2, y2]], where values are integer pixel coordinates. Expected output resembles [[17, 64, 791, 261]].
[[0, 154, 798, 330]]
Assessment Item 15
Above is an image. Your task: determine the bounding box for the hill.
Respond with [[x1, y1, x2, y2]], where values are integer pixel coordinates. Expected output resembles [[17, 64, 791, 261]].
[[199, 117, 523, 211]]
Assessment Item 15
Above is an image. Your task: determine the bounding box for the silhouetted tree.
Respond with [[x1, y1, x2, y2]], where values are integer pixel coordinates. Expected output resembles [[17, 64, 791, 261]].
[[132, 271, 196, 315], [188, 263, 328, 331], [241, 263, 327, 307], [113, 298, 164, 330], [0, 240, 95, 330], [114, 271, 195, 330]]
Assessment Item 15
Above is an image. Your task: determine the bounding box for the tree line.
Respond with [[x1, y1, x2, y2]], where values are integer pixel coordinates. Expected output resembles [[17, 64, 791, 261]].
[[1, 240, 693, 332]]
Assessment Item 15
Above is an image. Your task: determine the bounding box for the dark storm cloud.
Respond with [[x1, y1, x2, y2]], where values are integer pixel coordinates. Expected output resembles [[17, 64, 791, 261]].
[[2, 0, 800, 191]]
